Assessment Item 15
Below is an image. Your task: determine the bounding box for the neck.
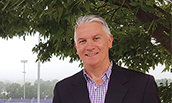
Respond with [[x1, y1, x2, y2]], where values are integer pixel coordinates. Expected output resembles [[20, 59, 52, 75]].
[[84, 60, 111, 85]]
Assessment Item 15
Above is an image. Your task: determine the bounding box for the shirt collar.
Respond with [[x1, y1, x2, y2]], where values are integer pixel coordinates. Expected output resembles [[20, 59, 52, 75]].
[[83, 61, 113, 82]]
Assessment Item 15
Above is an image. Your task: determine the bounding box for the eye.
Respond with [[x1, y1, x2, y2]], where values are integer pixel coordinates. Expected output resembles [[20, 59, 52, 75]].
[[94, 37, 100, 41], [78, 40, 86, 44]]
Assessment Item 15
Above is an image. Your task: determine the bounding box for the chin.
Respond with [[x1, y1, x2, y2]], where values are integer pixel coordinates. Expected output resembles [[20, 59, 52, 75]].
[[85, 60, 99, 66]]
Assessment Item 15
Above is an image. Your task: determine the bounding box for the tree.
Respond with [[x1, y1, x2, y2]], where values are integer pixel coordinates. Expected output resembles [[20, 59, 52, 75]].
[[0, 81, 5, 90], [158, 80, 172, 103], [34, 79, 57, 99], [0, 0, 171, 72], [39, 83, 54, 99], [1, 79, 58, 99], [6, 83, 23, 98], [25, 82, 37, 99]]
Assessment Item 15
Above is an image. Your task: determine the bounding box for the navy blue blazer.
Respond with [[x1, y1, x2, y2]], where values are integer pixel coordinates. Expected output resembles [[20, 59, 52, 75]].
[[53, 62, 161, 103]]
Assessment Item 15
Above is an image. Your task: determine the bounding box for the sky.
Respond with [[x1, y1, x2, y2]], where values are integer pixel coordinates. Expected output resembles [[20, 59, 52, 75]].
[[0, 34, 171, 84]]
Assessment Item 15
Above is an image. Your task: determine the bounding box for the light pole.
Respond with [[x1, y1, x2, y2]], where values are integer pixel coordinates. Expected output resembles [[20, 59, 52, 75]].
[[37, 34, 40, 103], [21, 60, 28, 99]]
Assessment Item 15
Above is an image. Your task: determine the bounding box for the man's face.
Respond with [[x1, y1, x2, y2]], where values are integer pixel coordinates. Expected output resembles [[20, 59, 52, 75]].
[[75, 21, 113, 67]]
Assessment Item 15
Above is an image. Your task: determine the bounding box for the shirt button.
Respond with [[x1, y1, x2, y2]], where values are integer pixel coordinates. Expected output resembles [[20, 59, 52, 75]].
[[94, 86, 97, 89]]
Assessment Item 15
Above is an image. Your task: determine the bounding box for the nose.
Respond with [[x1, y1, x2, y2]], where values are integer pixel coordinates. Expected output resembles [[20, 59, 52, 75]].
[[86, 40, 95, 51]]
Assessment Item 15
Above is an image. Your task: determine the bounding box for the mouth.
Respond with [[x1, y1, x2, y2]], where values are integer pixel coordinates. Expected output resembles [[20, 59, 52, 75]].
[[85, 52, 99, 57]]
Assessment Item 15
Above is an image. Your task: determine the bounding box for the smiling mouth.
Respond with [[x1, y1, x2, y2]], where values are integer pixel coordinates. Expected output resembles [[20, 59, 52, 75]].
[[85, 52, 99, 57]]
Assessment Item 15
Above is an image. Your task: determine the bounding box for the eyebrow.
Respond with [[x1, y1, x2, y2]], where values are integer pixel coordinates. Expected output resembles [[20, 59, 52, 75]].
[[76, 33, 102, 42], [77, 38, 85, 42], [94, 33, 102, 37]]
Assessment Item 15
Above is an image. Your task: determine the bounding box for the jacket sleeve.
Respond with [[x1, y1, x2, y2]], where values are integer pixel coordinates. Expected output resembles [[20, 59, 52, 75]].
[[53, 83, 61, 103], [143, 76, 161, 103]]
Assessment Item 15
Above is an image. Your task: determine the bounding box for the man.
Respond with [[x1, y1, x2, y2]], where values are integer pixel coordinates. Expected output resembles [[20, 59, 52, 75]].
[[53, 15, 161, 103]]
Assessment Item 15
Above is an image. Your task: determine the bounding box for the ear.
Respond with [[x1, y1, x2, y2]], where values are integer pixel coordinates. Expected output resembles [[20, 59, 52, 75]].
[[74, 42, 78, 54], [108, 34, 113, 48]]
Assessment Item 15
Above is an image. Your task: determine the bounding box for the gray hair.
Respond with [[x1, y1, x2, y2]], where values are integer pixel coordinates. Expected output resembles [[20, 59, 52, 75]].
[[74, 15, 111, 43]]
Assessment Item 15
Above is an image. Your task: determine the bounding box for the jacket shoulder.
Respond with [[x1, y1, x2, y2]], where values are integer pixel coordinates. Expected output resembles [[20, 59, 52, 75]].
[[114, 64, 153, 80], [56, 69, 83, 86]]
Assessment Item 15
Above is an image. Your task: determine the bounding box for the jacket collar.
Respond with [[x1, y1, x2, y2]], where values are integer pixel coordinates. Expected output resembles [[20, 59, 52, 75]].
[[105, 62, 128, 103], [70, 62, 128, 103], [70, 70, 91, 103]]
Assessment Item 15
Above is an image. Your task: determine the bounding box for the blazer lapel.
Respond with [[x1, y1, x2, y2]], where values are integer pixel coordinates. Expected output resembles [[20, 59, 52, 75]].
[[70, 70, 91, 103], [105, 63, 128, 103]]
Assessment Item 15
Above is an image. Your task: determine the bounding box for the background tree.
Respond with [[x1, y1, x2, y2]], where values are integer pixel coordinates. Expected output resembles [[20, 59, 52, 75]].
[[0, 81, 5, 90], [0, 0, 171, 73], [0, 1, 171, 102], [39, 83, 54, 99], [1, 79, 58, 99], [25, 82, 37, 99], [6, 83, 23, 98], [34, 79, 55, 99], [158, 80, 172, 103], [156, 78, 172, 87]]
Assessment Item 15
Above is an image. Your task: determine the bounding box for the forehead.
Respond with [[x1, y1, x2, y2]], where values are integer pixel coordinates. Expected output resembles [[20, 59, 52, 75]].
[[76, 22, 105, 37], [77, 21, 103, 28]]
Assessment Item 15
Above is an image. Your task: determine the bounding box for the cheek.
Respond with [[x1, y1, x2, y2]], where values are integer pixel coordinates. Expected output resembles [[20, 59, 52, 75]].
[[97, 43, 105, 49], [76, 48, 85, 61], [76, 46, 84, 55], [98, 43, 109, 53]]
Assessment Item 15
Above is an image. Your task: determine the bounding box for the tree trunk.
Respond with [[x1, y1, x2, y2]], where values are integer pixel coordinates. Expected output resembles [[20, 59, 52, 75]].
[[101, 0, 172, 54], [152, 24, 172, 54], [125, 1, 172, 54]]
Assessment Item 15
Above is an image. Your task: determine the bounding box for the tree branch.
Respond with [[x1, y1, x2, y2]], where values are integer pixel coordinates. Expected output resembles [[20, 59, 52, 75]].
[[120, 0, 172, 54], [110, 7, 120, 21], [152, 23, 172, 54]]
